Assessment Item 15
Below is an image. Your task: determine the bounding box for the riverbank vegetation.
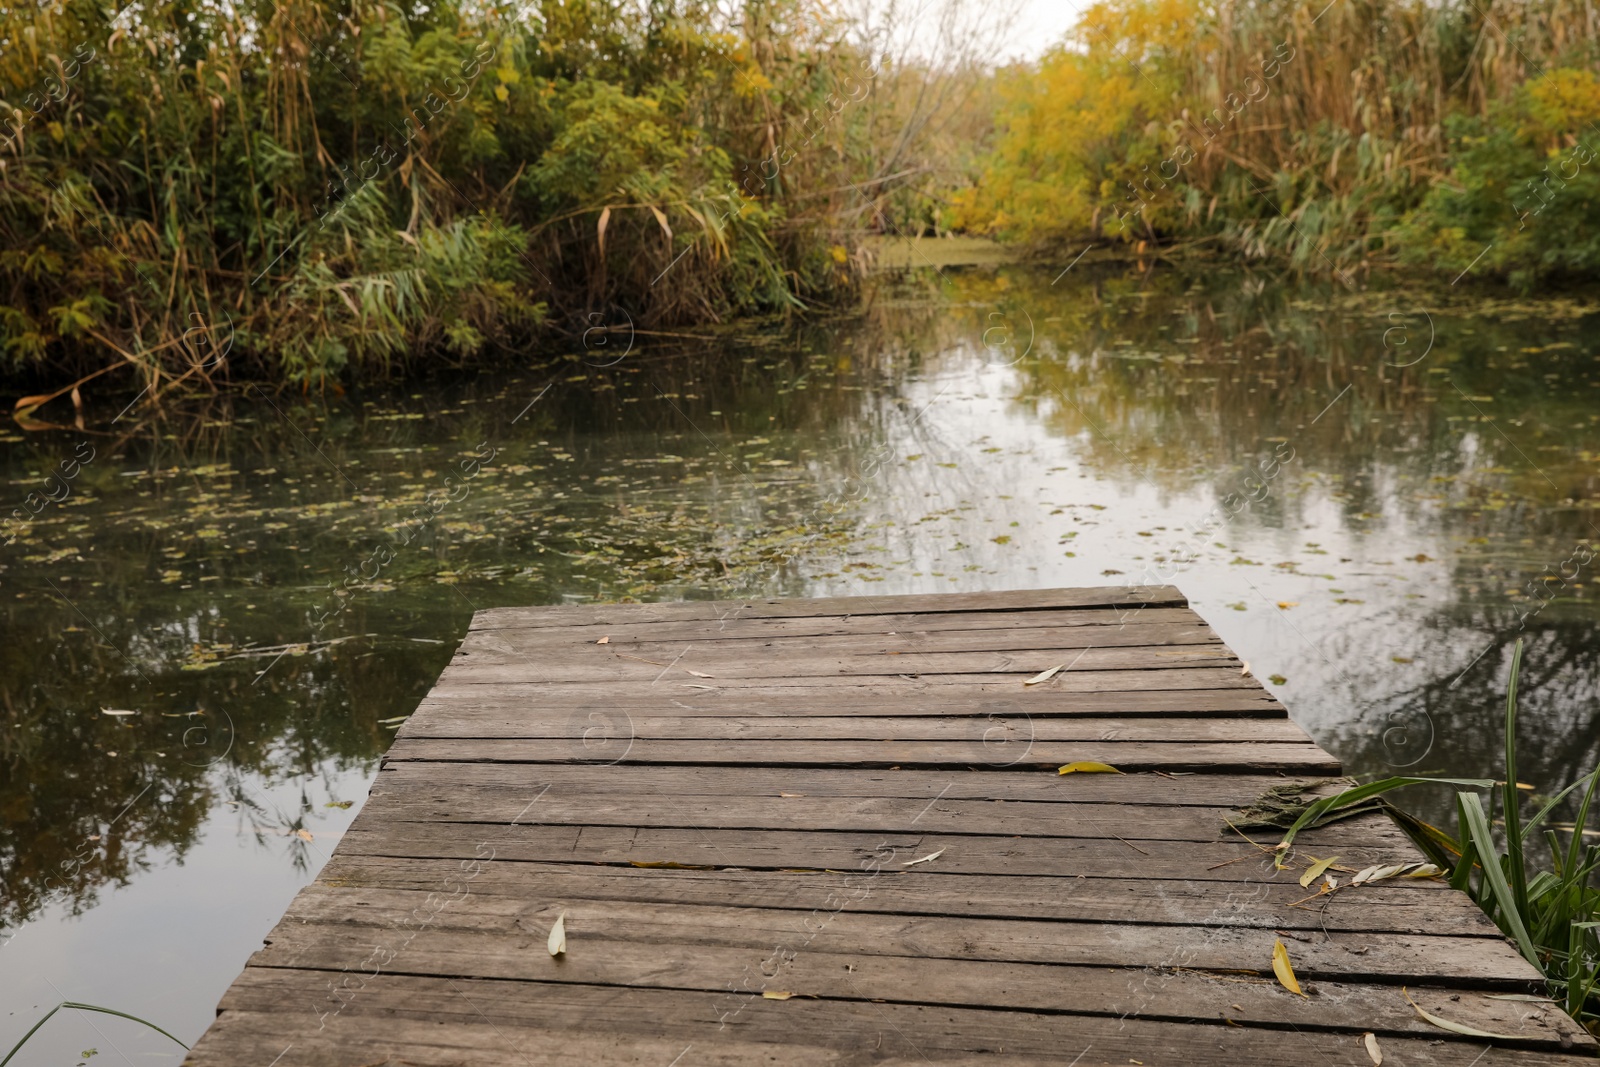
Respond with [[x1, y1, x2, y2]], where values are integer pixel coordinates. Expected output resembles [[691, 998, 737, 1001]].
[[950, 0, 1600, 287], [0, 0, 1003, 392], [7, 0, 1600, 395]]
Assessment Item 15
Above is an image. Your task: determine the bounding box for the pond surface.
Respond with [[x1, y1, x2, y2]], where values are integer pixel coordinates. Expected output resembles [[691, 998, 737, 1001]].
[[3, 260, 1599, 1062]]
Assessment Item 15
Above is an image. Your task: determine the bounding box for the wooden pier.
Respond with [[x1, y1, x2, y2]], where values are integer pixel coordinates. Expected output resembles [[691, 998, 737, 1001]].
[[187, 586, 1596, 1065]]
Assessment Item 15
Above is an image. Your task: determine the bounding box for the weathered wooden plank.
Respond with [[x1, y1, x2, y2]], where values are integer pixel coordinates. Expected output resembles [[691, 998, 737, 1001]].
[[469, 586, 1188, 630], [243, 919, 1581, 1045], [372, 763, 1327, 807], [415, 686, 1288, 718], [456, 604, 1207, 645], [256, 895, 1538, 983], [358, 788, 1333, 843], [198, 971, 1587, 1065], [394, 714, 1311, 744], [314, 857, 1488, 930], [186, 1011, 851, 1067], [382, 736, 1337, 772], [334, 820, 1426, 881], [415, 667, 1266, 695], [438, 644, 1240, 684], [460, 621, 1224, 660]]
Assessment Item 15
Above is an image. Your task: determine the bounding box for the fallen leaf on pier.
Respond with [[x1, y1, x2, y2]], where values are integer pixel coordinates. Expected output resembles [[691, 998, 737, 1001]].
[[1352, 863, 1419, 885], [548, 912, 567, 956], [295, 829, 314, 842], [1023, 664, 1064, 686], [1299, 856, 1339, 888], [683, 683, 718, 690], [596, 636, 610, 644], [762, 991, 793, 1000], [1058, 761, 1122, 775], [1271, 939, 1306, 997], [630, 861, 714, 870], [1239, 661, 1251, 676], [902, 849, 945, 867], [1350, 863, 1427, 889], [1402, 988, 1516, 1038], [1362, 1031, 1383, 1065], [684, 668, 714, 678]]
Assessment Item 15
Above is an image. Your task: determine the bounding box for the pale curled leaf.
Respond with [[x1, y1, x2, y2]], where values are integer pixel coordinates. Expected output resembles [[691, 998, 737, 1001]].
[[684, 668, 714, 678], [1023, 664, 1064, 686], [596, 636, 610, 644], [1299, 856, 1339, 888], [1402, 988, 1517, 1039], [1362, 1031, 1382, 1066], [762, 991, 793, 1000], [1353, 863, 1412, 885], [1271, 939, 1307, 997], [1058, 761, 1122, 775], [100, 708, 138, 716], [902, 848, 945, 867], [547, 911, 567, 957], [649, 205, 673, 242]]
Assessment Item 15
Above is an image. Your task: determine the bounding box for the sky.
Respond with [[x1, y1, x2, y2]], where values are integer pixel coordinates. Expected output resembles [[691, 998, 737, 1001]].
[[999, 0, 1093, 60]]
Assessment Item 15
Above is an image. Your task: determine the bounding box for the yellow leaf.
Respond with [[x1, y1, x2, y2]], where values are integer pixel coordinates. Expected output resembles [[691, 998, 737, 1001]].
[[1277, 601, 1298, 610], [547, 911, 566, 956], [1402, 988, 1517, 1038], [762, 990, 793, 1000], [1023, 664, 1064, 686], [630, 861, 714, 869], [1058, 761, 1122, 775], [494, 84, 509, 102], [495, 66, 520, 84], [1299, 856, 1339, 888], [1271, 939, 1307, 997], [649, 205, 673, 243], [1362, 1031, 1383, 1066]]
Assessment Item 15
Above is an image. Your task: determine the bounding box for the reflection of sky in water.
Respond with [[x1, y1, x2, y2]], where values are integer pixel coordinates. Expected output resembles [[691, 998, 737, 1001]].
[[2, 263, 1598, 1056], [0, 764, 370, 1064]]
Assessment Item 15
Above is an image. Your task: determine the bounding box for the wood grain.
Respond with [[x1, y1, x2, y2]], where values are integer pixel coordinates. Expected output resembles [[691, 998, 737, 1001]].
[[184, 586, 1596, 1066]]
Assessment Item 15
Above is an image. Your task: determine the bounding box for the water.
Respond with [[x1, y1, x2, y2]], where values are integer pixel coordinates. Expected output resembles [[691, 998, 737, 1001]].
[[3, 261, 1598, 1061]]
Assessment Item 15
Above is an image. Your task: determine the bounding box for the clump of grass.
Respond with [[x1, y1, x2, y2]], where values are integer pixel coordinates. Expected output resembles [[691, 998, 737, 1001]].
[[1, 1001, 186, 1066], [1279, 640, 1600, 1031]]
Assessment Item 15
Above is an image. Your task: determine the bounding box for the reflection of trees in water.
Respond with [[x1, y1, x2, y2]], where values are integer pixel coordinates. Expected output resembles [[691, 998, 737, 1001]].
[[0, 594, 442, 928], [1322, 611, 1600, 824]]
